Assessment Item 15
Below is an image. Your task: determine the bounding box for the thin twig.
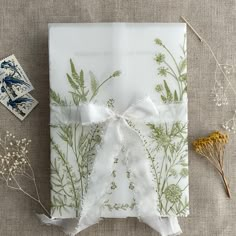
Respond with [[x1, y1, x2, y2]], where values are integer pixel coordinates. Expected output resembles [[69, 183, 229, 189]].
[[181, 16, 236, 95]]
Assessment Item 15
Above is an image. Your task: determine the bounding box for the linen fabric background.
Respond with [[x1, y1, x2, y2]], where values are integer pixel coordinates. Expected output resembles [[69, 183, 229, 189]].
[[0, 0, 236, 235]]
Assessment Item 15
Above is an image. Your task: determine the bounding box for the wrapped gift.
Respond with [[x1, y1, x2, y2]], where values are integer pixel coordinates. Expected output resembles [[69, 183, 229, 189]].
[[49, 23, 188, 235]]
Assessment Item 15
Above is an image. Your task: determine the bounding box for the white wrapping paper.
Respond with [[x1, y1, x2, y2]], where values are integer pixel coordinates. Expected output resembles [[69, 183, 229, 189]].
[[48, 23, 188, 236]]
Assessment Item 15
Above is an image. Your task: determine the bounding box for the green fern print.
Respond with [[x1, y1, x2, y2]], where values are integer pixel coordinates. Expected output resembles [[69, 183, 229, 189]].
[[154, 36, 187, 102], [50, 59, 120, 217]]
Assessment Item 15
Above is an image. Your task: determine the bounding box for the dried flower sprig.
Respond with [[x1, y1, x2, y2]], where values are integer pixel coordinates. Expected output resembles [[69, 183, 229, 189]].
[[192, 131, 231, 198], [181, 16, 236, 132], [0, 131, 50, 215]]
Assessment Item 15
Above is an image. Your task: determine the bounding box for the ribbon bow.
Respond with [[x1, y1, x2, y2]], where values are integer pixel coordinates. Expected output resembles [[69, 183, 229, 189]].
[[44, 97, 183, 236], [76, 97, 163, 232]]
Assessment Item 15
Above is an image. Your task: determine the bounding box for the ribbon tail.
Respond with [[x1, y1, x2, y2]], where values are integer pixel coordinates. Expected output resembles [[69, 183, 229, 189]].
[[141, 216, 182, 236], [76, 120, 122, 233], [37, 214, 80, 236], [123, 122, 182, 236]]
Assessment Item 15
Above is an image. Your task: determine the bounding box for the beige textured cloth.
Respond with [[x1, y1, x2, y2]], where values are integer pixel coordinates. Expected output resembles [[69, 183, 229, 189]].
[[0, 0, 236, 235]]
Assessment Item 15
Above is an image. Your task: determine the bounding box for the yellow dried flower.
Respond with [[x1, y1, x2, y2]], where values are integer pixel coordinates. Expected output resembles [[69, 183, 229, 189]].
[[193, 131, 231, 198]]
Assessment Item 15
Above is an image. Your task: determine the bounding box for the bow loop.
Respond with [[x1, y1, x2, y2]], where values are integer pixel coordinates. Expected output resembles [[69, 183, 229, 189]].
[[123, 96, 159, 121]]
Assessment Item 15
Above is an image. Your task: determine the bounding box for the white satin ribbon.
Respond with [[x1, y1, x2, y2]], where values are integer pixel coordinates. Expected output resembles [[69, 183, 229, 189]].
[[41, 97, 183, 236]]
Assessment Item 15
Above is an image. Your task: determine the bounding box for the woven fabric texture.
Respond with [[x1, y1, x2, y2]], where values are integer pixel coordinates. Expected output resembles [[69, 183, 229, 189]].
[[0, 0, 236, 235]]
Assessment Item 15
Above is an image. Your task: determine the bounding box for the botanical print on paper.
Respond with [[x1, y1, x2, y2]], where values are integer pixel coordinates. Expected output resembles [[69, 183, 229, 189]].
[[154, 36, 187, 103], [147, 36, 189, 215], [124, 36, 189, 216], [146, 122, 189, 215], [103, 200, 136, 211], [50, 35, 189, 218], [50, 59, 120, 217], [103, 156, 137, 212], [127, 120, 189, 216]]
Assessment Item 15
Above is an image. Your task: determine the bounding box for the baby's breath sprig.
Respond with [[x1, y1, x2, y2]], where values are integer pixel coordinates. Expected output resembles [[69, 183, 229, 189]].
[[181, 16, 236, 131], [0, 131, 50, 215], [192, 131, 231, 198]]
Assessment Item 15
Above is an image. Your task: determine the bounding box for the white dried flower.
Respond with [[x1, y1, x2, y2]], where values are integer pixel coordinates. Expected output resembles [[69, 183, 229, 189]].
[[0, 131, 50, 216]]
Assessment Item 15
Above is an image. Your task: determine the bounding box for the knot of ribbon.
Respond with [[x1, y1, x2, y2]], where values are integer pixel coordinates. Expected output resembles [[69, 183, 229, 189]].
[[79, 96, 159, 143]]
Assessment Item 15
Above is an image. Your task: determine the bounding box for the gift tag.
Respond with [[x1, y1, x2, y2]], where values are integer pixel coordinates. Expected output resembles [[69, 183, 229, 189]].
[[0, 55, 34, 101]]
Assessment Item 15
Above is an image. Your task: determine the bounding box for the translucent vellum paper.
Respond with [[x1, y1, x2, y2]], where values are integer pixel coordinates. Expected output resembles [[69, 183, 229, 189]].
[[48, 23, 188, 236]]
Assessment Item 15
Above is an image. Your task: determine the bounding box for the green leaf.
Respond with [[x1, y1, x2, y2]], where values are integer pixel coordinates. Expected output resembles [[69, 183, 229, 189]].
[[179, 73, 187, 81], [163, 80, 171, 96], [69, 91, 81, 97], [58, 132, 69, 143], [69, 91, 80, 105], [89, 71, 98, 95], [50, 89, 67, 106], [183, 86, 187, 93], [161, 95, 167, 102], [174, 90, 178, 101], [84, 90, 89, 97], [53, 195, 58, 204], [165, 163, 168, 172], [67, 73, 78, 90], [163, 80, 173, 101], [79, 69, 85, 88], [70, 59, 80, 83], [179, 58, 187, 73], [180, 162, 188, 167]]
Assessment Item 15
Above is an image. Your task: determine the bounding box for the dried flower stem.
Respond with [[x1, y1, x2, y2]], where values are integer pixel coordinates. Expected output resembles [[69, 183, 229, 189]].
[[193, 131, 231, 198], [0, 131, 50, 216], [181, 16, 236, 96]]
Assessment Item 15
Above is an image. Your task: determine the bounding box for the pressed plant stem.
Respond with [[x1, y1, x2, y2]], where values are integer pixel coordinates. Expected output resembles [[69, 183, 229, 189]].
[[53, 156, 72, 198], [155, 36, 186, 102], [73, 124, 84, 199], [163, 45, 181, 75], [52, 141, 79, 217], [160, 152, 179, 197], [81, 125, 100, 188], [163, 45, 185, 100], [50, 62, 120, 216], [58, 125, 81, 216], [159, 133, 186, 198], [127, 121, 165, 211], [163, 61, 178, 79], [163, 61, 182, 98], [89, 75, 114, 102]]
